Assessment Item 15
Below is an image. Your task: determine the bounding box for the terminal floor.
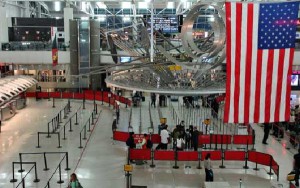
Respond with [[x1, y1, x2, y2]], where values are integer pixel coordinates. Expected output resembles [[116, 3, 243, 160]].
[[0, 97, 297, 188]]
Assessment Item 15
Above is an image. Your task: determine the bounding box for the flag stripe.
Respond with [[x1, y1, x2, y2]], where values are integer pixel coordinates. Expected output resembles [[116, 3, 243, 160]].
[[265, 49, 274, 122], [254, 49, 263, 122], [239, 3, 248, 123], [249, 4, 259, 123], [280, 49, 290, 121], [244, 3, 253, 123], [274, 49, 285, 122], [286, 49, 295, 120], [224, 2, 232, 123], [234, 3, 242, 123], [270, 50, 279, 122]]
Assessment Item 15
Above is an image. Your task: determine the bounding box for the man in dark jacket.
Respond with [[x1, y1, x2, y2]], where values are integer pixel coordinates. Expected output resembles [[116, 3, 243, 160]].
[[192, 127, 199, 151], [262, 123, 270, 145], [126, 132, 136, 149]]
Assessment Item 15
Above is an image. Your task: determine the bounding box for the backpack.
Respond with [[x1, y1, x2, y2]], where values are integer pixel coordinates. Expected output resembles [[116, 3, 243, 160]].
[[146, 139, 153, 149]]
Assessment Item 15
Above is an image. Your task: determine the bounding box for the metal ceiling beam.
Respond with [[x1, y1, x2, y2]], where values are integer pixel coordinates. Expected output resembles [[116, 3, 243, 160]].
[[1, 0, 196, 1]]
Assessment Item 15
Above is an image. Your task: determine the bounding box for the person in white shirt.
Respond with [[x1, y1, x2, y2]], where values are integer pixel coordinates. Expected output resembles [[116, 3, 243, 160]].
[[176, 135, 185, 151], [160, 126, 169, 150], [204, 153, 213, 182]]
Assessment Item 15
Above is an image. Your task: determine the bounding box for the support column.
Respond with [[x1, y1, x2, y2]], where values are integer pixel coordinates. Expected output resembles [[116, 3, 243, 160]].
[[64, 7, 73, 47], [150, 0, 154, 63], [37, 3, 42, 18], [0, 7, 9, 48]]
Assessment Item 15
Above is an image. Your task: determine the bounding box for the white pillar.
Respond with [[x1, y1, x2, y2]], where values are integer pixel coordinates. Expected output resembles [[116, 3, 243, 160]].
[[64, 7, 73, 47], [0, 7, 9, 47], [22, 2, 30, 17], [150, 0, 154, 63]]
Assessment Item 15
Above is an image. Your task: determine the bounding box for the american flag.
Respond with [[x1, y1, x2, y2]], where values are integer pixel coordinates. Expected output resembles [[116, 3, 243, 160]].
[[224, 1, 299, 123]]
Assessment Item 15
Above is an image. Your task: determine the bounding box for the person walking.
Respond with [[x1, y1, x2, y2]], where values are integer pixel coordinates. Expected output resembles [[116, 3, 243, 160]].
[[204, 153, 214, 182], [151, 93, 156, 107], [68, 173, 83, 188], [294, 149, 300, 187], [262, 123, 270, 145]]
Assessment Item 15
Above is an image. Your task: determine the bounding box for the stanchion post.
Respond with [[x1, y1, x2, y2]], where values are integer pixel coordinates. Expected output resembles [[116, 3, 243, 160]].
[[253, 160, 259, 171], [18, 153, 25, 173], [267, 156, 274, 175], [52, 98, 55, 108], [88, 119, 91, 132], [150, 148, 155, 168], [214, 135, 217, 150], [252, 129, 256, 151], [79, 133, 83, 148], [69, 119, 73, 132], [57, 133, 62, 148], [33, 162, 40, 182], [126, 100, 128, 108], [197, 150, 202, 169], [65, 152, 71, 171], [173, 150, 179, 169], [59, 111, 62, 123], [219, 149, 226, 168], [96, 103, 98, 114], [75, 112, 78, 125], [47, 122, 51, 138], [63, 126, 66, 140], [83, 126, 87, 140], [37, 132, 41, 148], [243, 150, 249, 169], [68, 99, 71, 113], [92, 113, 95, 125], [10, 163, 17, 182], [57, 163, 64, 184], [43, 152, 49, 171]]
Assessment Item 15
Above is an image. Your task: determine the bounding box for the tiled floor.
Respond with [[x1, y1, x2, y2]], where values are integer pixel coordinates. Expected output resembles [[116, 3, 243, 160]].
[[0, 96, 298, 188]]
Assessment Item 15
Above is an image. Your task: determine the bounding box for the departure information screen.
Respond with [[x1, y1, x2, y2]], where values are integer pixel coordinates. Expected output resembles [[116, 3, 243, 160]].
[[147, 16, 179, 33]]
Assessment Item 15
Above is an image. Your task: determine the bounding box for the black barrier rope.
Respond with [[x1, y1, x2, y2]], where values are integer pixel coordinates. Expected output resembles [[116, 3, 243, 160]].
[[44, 154, 68, 187], [17, 152, 70, 173], [10, 162, 40, 185], [37, 132, 61, 148]]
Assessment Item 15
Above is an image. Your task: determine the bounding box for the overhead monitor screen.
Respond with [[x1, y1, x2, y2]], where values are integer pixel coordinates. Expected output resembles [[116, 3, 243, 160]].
[[120, 57, 131, 63], [291, 74, 299, 86], [147, 16, 179, 33]]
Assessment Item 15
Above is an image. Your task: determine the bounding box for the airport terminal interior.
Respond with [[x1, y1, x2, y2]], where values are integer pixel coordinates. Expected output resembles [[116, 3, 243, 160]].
[[1, 0, 300, 188]]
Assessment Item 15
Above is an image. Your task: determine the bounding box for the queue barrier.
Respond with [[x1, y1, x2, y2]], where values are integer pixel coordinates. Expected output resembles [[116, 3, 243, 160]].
[[129, 149, 151, 160], [154, 150, 175, 160], [26, 91, 132, 107], [114, 131, 254, 148], [177, 151, 198, 161], [113, 131, 129, 142], [128, 149, 279, 181], [233, 135, 253, 145]]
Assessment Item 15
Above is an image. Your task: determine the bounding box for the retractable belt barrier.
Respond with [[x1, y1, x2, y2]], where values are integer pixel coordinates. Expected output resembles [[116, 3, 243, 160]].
[[114, 131, 254, 148], [26, 91, 132, 107], [128, 149, 279, 181]]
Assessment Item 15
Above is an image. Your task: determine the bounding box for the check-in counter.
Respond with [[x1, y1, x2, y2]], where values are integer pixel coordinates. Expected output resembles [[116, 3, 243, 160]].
[[1, 100, 17, 121]]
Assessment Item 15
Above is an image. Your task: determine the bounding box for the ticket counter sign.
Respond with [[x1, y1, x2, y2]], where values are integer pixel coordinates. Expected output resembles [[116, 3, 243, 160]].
[[133, 134, 145, 144], [124, 164, 133, 172]]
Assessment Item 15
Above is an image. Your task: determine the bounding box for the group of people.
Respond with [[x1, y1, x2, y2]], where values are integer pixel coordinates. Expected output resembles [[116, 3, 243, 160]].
[[155, 121, 201, 151], [150, 93, 167, 108]]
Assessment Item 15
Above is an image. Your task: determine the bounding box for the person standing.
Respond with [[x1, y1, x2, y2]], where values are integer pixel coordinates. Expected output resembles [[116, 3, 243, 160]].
[[151, 93, 156, 107], [68, 173, 83, 188], [192, 126, 199, 151], [160, 127, 169, 150], [176, 135, 185, 151], [294, 149, 300, 187], [204, 153, 213, 182], [262, 123, 270, 145]]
